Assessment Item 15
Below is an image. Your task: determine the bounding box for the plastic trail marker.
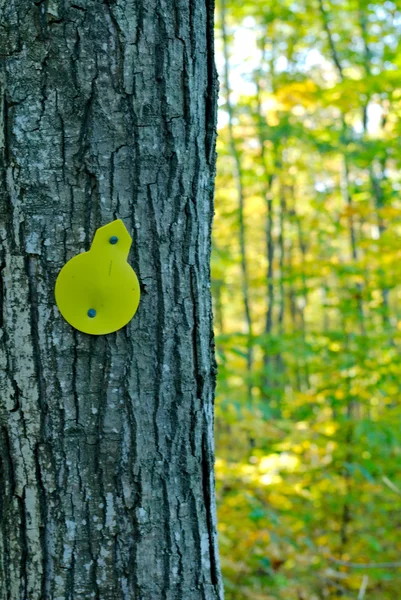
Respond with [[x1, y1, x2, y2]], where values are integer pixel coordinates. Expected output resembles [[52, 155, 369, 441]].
[[55, 219, 140, 335]]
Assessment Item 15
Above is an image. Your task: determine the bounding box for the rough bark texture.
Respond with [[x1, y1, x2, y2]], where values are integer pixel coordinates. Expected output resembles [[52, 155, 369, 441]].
[[0, 0, 223, 598]]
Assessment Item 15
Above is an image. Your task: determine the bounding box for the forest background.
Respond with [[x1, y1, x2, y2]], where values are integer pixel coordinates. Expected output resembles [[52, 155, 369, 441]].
[[212, 1, 401, 598]]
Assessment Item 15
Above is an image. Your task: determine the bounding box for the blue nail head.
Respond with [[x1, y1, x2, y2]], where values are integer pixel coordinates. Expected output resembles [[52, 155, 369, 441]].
[[88, 308, 97, 318], [109, 236, 118, 245]]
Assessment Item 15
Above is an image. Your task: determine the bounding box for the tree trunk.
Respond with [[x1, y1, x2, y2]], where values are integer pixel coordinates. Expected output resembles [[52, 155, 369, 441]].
[[220, 0, 254, 404], [0, 1, 223, 599]]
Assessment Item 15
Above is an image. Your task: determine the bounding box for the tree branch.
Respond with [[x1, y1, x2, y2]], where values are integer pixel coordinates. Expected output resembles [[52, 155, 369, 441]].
[[329, 557, 401, 569], [318, 0, 344, 80]]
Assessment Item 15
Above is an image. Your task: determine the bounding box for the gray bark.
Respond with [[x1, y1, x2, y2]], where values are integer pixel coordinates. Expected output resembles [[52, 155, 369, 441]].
[[0, 1, 223, 599]]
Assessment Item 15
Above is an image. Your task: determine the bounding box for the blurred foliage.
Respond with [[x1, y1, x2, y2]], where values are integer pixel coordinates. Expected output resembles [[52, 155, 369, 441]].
[[212, 0, 401, 598]]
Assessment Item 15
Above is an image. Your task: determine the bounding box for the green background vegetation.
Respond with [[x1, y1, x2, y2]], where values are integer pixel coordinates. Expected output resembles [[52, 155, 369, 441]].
[[212, 1, 401, 598]]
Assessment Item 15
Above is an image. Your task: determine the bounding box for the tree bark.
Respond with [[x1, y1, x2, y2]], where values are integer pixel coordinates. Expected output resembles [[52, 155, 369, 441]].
[[0, 1, 223, 599]]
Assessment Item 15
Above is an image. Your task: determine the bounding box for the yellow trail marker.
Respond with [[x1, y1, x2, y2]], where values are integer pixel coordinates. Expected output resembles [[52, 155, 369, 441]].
[[55, 219, 140, 335]]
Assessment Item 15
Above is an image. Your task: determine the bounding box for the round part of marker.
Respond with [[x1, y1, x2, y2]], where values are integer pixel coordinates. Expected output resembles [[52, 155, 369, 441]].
[[55, 219, 140, 335]]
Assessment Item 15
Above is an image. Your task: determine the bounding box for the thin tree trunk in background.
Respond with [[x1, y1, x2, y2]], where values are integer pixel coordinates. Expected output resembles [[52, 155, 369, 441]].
[[0, 1, 223, 598], [264, 192, 275, 393], [221, 0, 254, 403], [276, 184, 285, 375], [286, 237, 302, 394], [318, 8, 360, 591], [341, 153, 358, 263], [212, 278, 225, 336], [319, 0, 366, 337], [368, 161, 392, 331], [337, 330, 356, 598], [337, 152, 358, 598], [341, 150, 366, 337], [254, 34, 279, 403], [358, 8, 392, 333], [288, 183, 310, 392]]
